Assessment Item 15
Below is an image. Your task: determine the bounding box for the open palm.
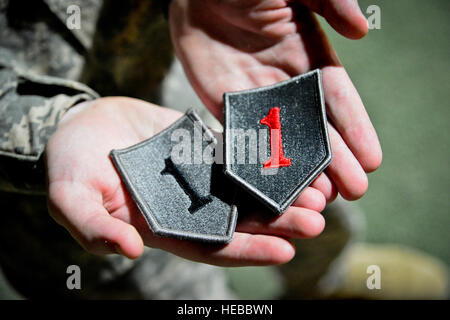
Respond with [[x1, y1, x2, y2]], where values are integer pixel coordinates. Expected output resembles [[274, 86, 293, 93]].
[[169, 0, 382, 201], [46, 0, 382, 266], [46, 97, 328, 266]]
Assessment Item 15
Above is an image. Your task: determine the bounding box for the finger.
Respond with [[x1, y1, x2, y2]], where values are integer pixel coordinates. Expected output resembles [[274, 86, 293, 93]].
[[292, 187, 327, 212], [294, 0, 369, 39], [147, 232, 296, 267], [48, 182, 144, 259], [322, 66, 382, 172], [326, 124, 368, 200], [236, 206, 325, 239], [106, 184, 298, 266], [311, 172, 338, 203]]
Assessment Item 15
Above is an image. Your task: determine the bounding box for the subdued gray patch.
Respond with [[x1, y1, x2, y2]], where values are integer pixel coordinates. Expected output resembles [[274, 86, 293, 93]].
[[111, 110, 238, 243], [224, 70, 331, 214]]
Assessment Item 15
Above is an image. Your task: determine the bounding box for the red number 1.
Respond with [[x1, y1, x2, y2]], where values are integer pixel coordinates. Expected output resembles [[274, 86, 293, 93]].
[[260, 107, 291, 169]]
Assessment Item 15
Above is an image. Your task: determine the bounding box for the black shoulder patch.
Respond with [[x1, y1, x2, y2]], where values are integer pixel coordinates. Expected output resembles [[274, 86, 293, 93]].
[[223, 70, 332, 214], [111, 110, 238, 243]]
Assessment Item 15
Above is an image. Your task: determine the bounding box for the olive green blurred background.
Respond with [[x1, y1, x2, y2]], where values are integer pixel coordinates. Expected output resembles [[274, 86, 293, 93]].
[[334, 0, 449, 264], [1, 0, 448, 299]]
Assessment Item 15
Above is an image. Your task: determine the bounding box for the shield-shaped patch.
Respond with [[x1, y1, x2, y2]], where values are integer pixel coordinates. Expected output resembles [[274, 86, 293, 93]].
[[223, 69, 332, 214], [111, 110, 238, 243]]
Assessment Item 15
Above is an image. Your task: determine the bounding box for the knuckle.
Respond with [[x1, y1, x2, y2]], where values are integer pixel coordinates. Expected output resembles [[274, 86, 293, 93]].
[[331, 85, 352, 106]]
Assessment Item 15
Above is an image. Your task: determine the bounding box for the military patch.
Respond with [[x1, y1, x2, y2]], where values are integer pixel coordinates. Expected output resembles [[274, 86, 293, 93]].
[[110, 110, 238, 243], [223, 70, 332, 214]]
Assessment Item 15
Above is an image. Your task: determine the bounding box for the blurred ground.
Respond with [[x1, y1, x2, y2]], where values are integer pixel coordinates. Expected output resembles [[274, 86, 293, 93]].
[[1, 0, 448, 299]]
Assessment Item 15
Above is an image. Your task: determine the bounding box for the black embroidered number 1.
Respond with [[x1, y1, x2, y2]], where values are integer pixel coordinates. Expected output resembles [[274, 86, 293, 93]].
[[161, 157, 212, 214]]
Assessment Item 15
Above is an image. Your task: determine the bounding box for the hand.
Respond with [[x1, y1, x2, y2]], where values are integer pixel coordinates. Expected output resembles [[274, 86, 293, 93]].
[[169, 0, 382, 201], [46, 97, 327, 266]]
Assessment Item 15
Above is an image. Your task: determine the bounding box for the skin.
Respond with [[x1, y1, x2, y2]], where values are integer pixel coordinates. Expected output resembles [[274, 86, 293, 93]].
[[46, 98, 327, 266], [169, 0, 382, 200], [45, 0, 382, 266]]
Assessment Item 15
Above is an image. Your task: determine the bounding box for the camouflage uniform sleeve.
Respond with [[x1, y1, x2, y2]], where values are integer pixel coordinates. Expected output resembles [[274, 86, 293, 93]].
[[0, 60, 99, 194]]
